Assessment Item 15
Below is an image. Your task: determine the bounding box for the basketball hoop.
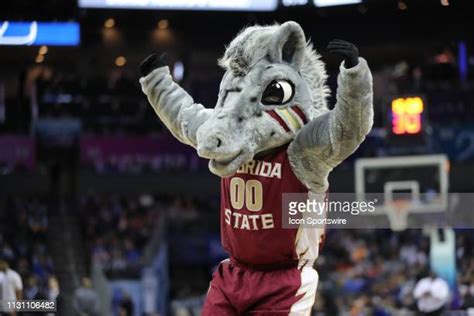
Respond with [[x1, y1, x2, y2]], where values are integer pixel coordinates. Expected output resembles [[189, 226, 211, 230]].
[[385, 199, 411, 231]]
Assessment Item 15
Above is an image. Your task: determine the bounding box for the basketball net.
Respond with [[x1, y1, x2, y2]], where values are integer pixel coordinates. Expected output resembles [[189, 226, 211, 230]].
[[385, 199, 410, 231]]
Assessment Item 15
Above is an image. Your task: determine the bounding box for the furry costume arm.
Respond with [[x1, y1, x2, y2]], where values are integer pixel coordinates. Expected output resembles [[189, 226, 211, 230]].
[[139, 54, 212, 147], [289, 56, 373, 193]]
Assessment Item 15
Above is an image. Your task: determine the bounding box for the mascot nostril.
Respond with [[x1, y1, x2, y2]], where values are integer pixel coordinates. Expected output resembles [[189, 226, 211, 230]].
[[140, 20, 373, 315]]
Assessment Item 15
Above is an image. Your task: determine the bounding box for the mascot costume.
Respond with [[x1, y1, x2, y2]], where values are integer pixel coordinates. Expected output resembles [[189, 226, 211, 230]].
[[140, 21, 373, 315]]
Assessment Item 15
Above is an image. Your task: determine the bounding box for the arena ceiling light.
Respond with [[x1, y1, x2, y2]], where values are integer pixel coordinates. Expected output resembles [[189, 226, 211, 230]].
[[313, 0, 362, 7], [78, 0, 278, 11]]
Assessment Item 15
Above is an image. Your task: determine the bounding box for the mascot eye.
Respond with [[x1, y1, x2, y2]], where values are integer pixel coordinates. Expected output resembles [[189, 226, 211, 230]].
[[261, 80, 295, 105]]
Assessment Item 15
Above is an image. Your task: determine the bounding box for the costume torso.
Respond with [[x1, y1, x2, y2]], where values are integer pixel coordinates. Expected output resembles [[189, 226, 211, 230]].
[[220, 145, 324, 269]]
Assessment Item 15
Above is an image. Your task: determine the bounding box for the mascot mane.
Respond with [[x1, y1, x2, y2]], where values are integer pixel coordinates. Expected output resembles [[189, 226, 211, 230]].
[[218, 23, 331, 114]]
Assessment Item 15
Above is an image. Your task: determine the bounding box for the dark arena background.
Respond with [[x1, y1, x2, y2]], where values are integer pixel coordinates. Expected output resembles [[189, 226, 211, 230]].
[[0, 0, 474, 315]]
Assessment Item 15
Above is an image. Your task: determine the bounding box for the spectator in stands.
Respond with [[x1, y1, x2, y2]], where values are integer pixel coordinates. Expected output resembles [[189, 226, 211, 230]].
[[460, 275, 474, 311], [0, 257, 23, 315], [23, 275, 45, 301], [47, 276, 60, 301], [413, 271, 450, 315], [118, 291, 134, 316], [72, 277, 100, 316]]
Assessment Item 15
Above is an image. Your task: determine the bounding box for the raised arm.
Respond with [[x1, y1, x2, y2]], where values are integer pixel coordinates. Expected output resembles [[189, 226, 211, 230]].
[[289, 40, 373, 192], [139, 53, 212, 147]]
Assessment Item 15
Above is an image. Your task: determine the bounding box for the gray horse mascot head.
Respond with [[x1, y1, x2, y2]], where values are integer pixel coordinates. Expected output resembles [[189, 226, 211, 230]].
[[195, 21, 329, 176]]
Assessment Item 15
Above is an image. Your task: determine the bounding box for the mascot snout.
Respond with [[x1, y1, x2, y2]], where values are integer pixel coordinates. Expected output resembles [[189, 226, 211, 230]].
[[196, 118, 242, 159], [196, 116, 255, 177]]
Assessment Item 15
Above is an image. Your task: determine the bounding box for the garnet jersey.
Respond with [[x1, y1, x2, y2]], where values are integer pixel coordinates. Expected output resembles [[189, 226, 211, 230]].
[[221, 145, 325, 269]]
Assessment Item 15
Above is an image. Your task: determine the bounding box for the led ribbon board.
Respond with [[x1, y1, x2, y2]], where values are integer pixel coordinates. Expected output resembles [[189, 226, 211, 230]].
[[390, 97, 424, 135], [78, 0, 277, 11], [313, 0, 362, 7], [0, 21, 80, 46]]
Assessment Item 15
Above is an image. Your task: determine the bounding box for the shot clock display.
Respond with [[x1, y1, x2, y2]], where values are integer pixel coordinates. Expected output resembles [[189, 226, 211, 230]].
[[387, 96, 427, 144]]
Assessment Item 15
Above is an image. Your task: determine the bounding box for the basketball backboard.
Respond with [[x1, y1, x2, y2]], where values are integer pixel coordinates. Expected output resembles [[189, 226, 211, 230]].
[[355, 154, 449, 230]]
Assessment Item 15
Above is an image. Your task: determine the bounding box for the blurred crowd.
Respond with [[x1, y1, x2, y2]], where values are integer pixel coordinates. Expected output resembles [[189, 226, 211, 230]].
[[170, 229, 474, 315], [33, 57, 474, 133], [33, 70, 158, 136], [313, 229, 474, 315], [0, 196, 59, 303], [82, 193, 216, 278], [371, 59, 474, 127], [168, 228, 474, 315], [1, 46, 474, 177], [82, 193, 161, 278], [2, 46, 473, 137]]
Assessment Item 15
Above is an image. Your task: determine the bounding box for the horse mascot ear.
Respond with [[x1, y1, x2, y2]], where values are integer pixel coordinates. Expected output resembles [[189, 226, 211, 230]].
[[268, 21, 306, 70]]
